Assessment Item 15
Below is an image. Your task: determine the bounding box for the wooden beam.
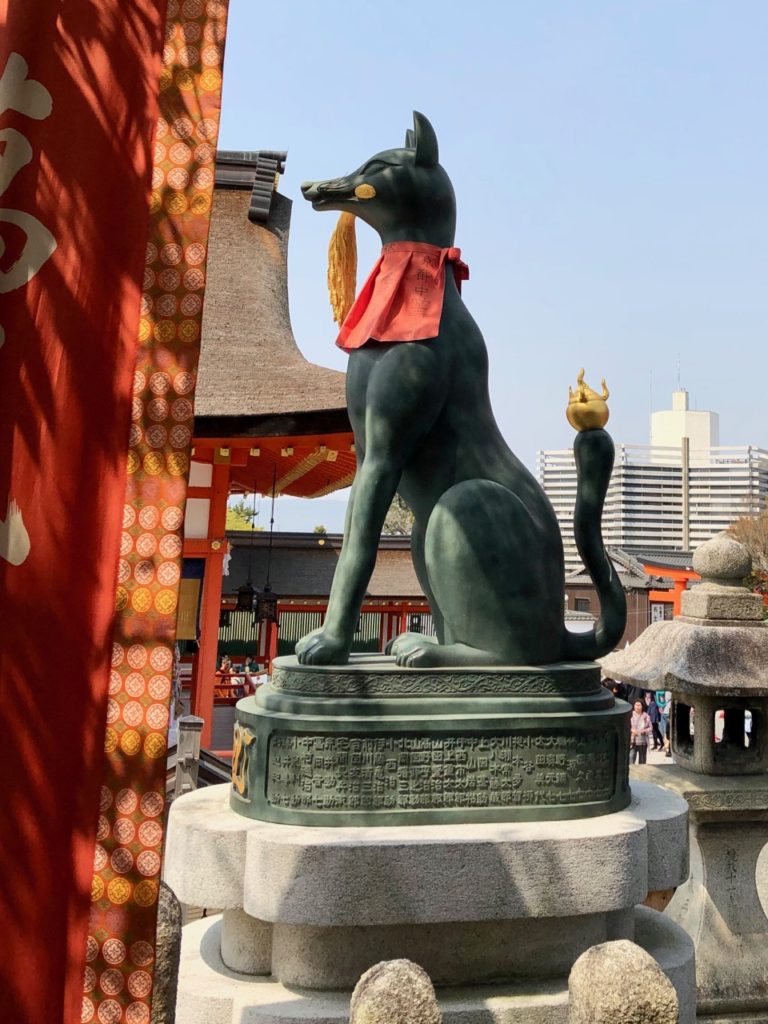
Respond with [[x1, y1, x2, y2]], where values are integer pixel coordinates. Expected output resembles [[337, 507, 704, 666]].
[[192, 430, 353, 451], [273, 448, 335, 495], [194, 408, 351, 439], [304, 469, 356, 498]]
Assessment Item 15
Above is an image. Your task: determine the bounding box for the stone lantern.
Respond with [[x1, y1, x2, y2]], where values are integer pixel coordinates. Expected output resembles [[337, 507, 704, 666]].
[[602, 532, 768, 1023]]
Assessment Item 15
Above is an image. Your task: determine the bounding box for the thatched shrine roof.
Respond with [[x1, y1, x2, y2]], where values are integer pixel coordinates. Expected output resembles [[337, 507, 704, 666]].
[[194, 151, 349, 439]]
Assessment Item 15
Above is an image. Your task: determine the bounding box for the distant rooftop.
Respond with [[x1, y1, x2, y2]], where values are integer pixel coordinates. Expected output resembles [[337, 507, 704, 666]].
[[625, 549, 696, 572], [566, 547, 674, 590], [224, 532, 423, 600]]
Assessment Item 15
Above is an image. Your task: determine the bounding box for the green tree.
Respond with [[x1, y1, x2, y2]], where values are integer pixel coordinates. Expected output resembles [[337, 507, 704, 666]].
[[226, 500, 264, 531], [383, 493, 415, 535], [728, 506, 768, 603], [229, 498, 258, 525]]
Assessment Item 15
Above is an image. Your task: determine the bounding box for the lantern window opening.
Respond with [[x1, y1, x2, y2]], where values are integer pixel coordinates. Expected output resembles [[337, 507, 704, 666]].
[[673, 700, 695, 759], [714, 705, 759, 761]]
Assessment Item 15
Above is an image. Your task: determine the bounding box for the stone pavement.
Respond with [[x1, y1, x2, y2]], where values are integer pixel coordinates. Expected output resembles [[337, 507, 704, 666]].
[[646, 745, 673, 767]]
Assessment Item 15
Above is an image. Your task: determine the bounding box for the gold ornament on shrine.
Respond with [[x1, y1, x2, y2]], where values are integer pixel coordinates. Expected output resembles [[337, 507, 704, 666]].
[[231, 722, 256, 796], [567, 368, 610, 431]]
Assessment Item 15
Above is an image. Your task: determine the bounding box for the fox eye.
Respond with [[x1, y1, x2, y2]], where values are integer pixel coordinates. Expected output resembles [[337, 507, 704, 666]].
[[362, 160, 392, 175]]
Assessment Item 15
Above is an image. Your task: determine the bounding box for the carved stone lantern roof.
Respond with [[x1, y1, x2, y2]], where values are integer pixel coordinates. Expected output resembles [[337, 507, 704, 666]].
[[602, 532, 768, 775]]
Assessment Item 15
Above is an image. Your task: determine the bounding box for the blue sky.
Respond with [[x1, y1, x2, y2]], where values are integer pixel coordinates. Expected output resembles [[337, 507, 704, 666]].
[[217, 1, 767, 528]]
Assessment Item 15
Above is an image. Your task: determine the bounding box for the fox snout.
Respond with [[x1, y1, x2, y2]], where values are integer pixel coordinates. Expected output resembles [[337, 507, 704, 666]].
[[300, 178, 352, 204]]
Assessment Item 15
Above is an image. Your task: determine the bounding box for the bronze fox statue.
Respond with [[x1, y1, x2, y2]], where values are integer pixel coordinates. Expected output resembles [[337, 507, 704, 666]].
[[297, 112, 625, 668]]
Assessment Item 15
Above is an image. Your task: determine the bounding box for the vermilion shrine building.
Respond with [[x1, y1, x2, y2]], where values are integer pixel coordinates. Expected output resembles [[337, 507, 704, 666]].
[[220, 531, 431, 657]]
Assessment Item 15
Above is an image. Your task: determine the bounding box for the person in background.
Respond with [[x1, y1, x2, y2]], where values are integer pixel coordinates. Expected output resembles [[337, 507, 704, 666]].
[[214, 653, 234, 699], [630, 699, 652, 765], [659, 692, 671, 757], [242, 656, 255, 696], [605, 677, 627, 702], [657, 690, 672, 757], [625, 683, 646, 706], [645, 691, 663, 750], [231, 662, 246, 698]]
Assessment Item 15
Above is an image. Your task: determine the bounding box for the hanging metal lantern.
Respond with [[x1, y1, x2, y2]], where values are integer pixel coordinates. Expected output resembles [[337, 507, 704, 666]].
[[236, 487, 259, 613], [254, 466, 279, 625], [255, 584, 278, 624], [236, 581, 255, 612]]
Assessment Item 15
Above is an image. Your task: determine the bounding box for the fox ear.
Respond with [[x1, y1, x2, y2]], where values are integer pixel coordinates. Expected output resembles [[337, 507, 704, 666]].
[[404, 128, 415, 148], [412, 111, 438, 167]]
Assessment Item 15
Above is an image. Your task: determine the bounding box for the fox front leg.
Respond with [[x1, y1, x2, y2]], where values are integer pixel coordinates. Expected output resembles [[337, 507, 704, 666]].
[[296, 458, 403, 665], [296, 342, 447, 667]]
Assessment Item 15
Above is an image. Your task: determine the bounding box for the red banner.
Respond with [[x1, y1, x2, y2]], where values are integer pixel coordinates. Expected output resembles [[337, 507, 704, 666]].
[[0, 5, 168, 1021], [0, 2, 230, 1021]]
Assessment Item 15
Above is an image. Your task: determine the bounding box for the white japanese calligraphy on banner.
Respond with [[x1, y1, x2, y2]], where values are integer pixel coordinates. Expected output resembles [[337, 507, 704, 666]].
[[0, 51, 56, 566]]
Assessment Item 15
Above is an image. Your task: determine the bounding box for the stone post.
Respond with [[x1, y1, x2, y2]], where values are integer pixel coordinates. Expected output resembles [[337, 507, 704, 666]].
[[151, 882, 182, 1024], [349, 959, 442, 1024], [568, 940, 678, 1023], [174, 715, 204, 800]]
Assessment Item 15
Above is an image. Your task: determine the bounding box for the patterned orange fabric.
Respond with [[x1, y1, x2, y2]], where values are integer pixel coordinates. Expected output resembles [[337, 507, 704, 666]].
[[337, 241, 469, 350], [83, 4, 229, 1024]]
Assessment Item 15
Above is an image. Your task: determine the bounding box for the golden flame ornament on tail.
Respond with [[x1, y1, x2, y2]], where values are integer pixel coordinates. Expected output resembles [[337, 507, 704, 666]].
[[567, 367, 610, 431], [563, 368, 626, 659], [327, 212, 358, 325]]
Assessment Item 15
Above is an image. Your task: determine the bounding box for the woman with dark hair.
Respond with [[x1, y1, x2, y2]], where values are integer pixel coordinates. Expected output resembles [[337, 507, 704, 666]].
[[630, 699, 652, 765], [645, 691, 663, 750]]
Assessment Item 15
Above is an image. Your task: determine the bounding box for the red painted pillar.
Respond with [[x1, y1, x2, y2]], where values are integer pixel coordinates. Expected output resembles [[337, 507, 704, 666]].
[[673, 579, 686, 617], [192, 460, 229, 747], [265, 618, 279, 673], [378, 611, 399, 651]]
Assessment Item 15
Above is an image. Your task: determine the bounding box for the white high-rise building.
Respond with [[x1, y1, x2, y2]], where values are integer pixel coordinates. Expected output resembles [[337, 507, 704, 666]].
[[538, 391, 768, 571], [651, 389, 719, 449]]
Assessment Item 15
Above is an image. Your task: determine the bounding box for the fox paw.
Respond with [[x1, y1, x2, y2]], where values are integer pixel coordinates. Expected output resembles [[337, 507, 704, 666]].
[[388, 632, 437, 657], [393, 635, 442, 668], [295, 628, 349, 666]]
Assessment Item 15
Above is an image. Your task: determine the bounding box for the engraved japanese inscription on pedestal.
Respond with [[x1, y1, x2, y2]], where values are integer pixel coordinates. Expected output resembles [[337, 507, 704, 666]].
[[266, 731, 616, 812]]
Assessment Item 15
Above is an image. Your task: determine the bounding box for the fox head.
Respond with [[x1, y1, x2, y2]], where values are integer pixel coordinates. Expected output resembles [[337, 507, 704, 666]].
[[301, 111, 456, 246]]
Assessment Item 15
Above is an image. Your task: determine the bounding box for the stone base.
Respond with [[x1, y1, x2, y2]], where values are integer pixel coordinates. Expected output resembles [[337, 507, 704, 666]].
[[230, 655, 630, 825], [176, 908, 695, 1024], [696, 1017, 768, 1024], [166, 783, 688, 932], [167, 782, 693, 1020]]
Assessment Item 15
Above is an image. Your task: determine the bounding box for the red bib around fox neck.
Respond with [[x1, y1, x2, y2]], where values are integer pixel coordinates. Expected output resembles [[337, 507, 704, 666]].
[[336, 241, 469, 351]]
